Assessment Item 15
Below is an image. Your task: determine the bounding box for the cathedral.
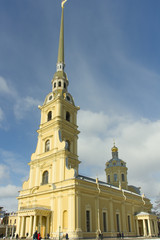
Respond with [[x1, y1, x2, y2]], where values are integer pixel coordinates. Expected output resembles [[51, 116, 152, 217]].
[[15, 1, 158, 239]]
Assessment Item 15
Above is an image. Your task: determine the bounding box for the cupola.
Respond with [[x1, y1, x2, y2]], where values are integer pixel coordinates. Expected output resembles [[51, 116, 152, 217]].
[[105, 144, 128, 190]]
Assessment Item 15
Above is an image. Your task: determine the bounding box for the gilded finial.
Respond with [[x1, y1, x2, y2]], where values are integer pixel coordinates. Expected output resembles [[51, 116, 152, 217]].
[[112, 139, 118, 152], [61, 0, 67, 8]]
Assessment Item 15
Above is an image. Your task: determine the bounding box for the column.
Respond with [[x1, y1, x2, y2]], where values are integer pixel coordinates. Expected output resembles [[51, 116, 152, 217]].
[[33, 215, 37, 233], [29, 216, 33, 237], [39, 215, 42, 233], [57, 100, 62, 117], [16, 216, 21, 236], [46, 216, 50, 236], [49, 167, 52, 183], [132, 205, 136, 234], [143, 219, 147, 236], [12, 226, 14, 237], [20, 216, 25, 237], [154, 220, 159, 236], [51, 212, 54, 236], [75, 194, 82, 232], [57, 196, 62, 232], [35, 165, 40, 186], [68, 193, 75, 232], [109, 199, 114, 235], [52, 161, 56, 183], [60, 157, 65, 181], [121, 203, 126, 234], [6, 225, 8, 237], [50, 195, 54, 236], [148, 219, 152, 236], [29, 166, 34, 188], [135, 219, 139, 236]]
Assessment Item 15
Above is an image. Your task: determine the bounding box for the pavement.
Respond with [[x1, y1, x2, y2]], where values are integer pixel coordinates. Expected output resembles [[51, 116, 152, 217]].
[[0, 238, 160, 240]]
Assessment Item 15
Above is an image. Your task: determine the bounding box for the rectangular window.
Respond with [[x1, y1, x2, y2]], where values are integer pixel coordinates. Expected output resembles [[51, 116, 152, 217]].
[[108, 175, 110, 183], [121, 174, 125, 182], [103, 212, 107, 232], [86, 210, 90, 232], [114, 174, 117, 182], [116, 214, 120, 232], [128, 215, 131, 232]]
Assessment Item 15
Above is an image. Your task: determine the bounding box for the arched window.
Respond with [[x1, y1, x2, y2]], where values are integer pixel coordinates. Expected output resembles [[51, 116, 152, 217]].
[[58, 81, 61, 87], [65, 140, 70, 151], [66, 111, 70, 122], [45, 140, 50, 152], [121, 173, 125, 182], [47, 111, 52, 121], [42, 171, 48, 185], [86, 210, 90, 232], [64, 82, 66, 89], [54, 82, 56, 88]]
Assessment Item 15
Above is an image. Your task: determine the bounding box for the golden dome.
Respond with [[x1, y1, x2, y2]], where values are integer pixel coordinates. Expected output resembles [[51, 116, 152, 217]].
[[112, 144, 118, 152]]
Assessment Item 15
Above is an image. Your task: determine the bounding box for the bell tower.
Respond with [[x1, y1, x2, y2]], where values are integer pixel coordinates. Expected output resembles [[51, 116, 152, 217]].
[[25, 0, 80, 189], [105, 144, 128, 190]]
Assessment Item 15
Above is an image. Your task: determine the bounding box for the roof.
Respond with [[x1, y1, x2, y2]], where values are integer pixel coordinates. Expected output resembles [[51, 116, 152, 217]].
[[76, 174, 141, 196]]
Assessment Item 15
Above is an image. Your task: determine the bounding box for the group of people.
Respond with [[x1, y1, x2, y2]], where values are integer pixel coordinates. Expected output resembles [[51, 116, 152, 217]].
[[33, 231, 41, 240], [117, 232, 124, 238], [33, 231, 50, 240]]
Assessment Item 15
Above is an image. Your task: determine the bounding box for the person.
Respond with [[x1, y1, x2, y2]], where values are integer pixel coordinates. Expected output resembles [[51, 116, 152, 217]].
[[33, 231, 38, 240], [37, 232, 41, 240], [65, 233, 69, 239], [101, 233, 103, 240], [47, 233, 50, 239]]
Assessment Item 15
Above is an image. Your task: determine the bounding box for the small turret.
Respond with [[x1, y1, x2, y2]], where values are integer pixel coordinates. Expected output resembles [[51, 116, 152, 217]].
[[105, 144, 128, 190]]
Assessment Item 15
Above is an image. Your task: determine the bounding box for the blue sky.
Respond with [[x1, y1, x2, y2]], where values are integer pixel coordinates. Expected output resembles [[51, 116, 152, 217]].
[[1, 0, 160, 211]]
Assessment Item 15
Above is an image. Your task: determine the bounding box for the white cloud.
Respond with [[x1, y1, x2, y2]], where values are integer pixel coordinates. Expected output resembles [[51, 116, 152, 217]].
[[0, 197, 18, 213], [0, 149, 29, 178], [0, 185, 20, 198], [0, 76, 11, 94], [14, 96, 40, 120], [0, 76, 40, 121], [78, 109, 160, 200], [0, 76, 17, 97], [0, 185, 19, 212], [0, 107, 4, 127], [0, 164, 10, 183]]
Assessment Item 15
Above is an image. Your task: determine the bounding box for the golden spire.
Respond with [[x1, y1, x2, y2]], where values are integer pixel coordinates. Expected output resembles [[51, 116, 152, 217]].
[[57, 0, 68, 71]]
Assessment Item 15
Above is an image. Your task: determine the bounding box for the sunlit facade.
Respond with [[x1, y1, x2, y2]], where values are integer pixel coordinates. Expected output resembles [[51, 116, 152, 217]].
[[16, 2, 158, 239]]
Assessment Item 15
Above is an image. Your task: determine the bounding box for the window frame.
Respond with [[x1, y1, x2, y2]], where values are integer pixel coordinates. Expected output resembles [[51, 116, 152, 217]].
[[42, 170, 49, 185], [45, 139, 50, 152]]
